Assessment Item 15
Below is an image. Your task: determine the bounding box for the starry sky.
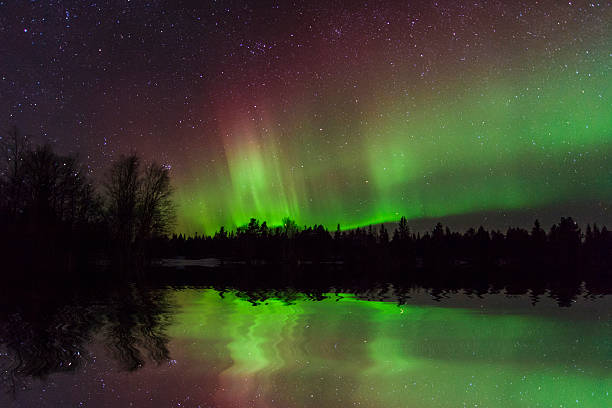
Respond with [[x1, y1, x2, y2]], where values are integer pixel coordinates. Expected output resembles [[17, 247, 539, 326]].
[[1, 0, 611, 234]]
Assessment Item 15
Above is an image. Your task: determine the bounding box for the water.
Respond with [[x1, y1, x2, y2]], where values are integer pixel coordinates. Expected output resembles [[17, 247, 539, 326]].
[[0, 285, 610, 407]]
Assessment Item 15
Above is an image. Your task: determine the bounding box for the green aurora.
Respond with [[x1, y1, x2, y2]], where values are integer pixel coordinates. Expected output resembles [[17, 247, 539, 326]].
[[176, 45, 612, 234], [168, 289, 611, 408]]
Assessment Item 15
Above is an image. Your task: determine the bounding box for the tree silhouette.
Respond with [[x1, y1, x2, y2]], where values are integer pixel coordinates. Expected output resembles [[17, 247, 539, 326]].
[[0, 126, 31, 217], [105, 154, 176, 266], [105, 154, 141, 264], [378, 224, 389, 245], [137, 162, 176, 241], [282, 217, 298, 238], [397, 216, 410, 241], [0, 133, 101, 269]]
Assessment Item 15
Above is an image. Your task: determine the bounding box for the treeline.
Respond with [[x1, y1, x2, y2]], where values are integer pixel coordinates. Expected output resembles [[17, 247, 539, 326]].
[[0, 127, 175, 272], [2, 127, 612, 284], [163, 216, 612, 279]]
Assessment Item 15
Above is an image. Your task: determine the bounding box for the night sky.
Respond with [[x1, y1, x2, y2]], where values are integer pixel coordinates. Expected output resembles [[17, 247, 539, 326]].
[[2, 1, 611, 234]]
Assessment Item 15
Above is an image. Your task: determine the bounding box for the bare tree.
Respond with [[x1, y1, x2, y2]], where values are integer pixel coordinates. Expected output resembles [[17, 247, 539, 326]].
[[0, 126, 31, 216], [0, 138, 99, 228], [137, 162, 175, 241], [105, 154, 176, 262], [105, 154, 141, 250]]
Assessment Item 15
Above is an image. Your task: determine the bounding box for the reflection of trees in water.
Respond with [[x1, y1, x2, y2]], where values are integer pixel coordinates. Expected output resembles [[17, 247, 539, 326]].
[[0, 301, 101, 395], [208, 277, 598, 308], [0, 283, 174, 395], [104, 285, 172, 371], [0, 267, 605, 395]]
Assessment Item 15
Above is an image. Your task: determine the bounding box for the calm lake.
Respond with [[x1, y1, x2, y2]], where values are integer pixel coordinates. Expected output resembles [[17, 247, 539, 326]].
[[0, 284, 610, 407]]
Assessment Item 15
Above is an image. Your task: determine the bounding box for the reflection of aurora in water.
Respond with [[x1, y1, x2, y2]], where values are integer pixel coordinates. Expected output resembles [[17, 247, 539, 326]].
[[2, 288, 609, 407], [168, 290, 610, 408]]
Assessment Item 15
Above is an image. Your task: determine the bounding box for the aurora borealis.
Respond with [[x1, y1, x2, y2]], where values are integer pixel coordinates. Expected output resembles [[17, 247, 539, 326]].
[[2, 1, 611, 233], [178, 55, 612, 232]]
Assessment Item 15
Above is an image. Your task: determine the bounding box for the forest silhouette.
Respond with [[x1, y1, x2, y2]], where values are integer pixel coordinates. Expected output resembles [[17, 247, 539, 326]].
[[1, 126, 611, 291], [1, 127, 175, 273]]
